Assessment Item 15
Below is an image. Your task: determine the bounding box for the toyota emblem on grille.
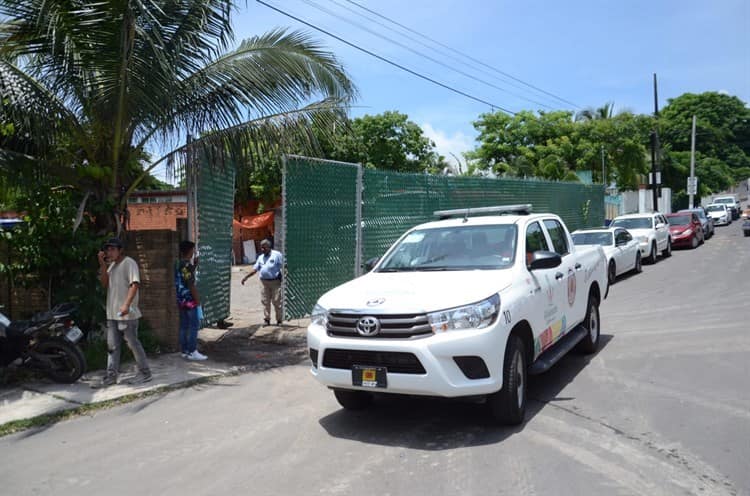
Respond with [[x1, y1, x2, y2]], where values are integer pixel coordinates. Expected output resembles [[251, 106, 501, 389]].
[[356, 316, 381, 336]]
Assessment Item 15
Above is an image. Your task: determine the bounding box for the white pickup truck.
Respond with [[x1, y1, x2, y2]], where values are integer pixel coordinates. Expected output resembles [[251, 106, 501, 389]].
[[307, 205, 609, 425]]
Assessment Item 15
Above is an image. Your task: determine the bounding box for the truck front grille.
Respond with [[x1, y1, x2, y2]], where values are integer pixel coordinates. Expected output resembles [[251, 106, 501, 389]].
[[322, 349, 426, 374], [327, 312, 432, 338]]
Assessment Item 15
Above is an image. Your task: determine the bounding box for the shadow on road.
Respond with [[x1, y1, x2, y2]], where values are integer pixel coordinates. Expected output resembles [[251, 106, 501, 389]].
[[318, 334, 614, 450]]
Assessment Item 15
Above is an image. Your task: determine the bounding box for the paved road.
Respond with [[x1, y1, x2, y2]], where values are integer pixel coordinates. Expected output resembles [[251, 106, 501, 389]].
[[2, 222, 748, 496]]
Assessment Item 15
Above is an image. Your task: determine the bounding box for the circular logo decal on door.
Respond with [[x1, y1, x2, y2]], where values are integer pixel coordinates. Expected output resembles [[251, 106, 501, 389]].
[[567, 268, 577, 307]]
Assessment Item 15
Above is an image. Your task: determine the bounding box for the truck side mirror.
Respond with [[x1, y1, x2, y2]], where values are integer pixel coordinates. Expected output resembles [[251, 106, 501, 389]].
[[528, 251, 562, 270], [363, 257, 380, 273]]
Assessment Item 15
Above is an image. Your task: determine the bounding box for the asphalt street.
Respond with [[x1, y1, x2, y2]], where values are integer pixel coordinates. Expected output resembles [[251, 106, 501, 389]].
[[2, 222, 748, 496]]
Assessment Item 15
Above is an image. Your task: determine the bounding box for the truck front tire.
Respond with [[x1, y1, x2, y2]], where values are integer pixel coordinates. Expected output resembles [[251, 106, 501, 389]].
[[488, 335, 527, 425]]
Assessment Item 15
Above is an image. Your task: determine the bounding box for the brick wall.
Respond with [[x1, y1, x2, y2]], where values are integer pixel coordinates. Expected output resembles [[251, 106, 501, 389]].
[[0, 241, 49, 320], [128, 203, 187, 231], [125, 230, 180, 350]]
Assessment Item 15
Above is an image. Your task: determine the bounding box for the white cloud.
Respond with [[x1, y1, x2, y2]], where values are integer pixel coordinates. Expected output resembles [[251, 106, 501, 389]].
[[420, 123, 475, 173]]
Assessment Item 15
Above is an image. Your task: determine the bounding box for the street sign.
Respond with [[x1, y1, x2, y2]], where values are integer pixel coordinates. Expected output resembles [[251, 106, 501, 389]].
[[687, 177, 698, 195]]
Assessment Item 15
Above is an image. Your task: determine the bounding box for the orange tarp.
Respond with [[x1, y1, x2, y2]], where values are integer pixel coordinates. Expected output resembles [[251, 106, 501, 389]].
[[239, 211, 274, 229]]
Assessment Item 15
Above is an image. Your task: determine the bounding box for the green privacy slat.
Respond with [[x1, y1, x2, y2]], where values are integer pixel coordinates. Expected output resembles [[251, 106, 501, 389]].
[[196, 163, 235, 326], [283, 157, 604, 319], [283, 156, 359, 320]]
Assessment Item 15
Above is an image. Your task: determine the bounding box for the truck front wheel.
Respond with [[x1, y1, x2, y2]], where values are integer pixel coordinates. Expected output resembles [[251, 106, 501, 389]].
[[333, 389, 373, 410], [488, 335, 527, 425]]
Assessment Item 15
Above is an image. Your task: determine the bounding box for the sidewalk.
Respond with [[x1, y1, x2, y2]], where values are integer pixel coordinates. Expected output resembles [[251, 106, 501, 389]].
[[0, 269, 310, 431]]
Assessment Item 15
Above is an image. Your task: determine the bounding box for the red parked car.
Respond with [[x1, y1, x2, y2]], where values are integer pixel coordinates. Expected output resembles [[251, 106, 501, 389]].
[[666, 212, 704, 249]]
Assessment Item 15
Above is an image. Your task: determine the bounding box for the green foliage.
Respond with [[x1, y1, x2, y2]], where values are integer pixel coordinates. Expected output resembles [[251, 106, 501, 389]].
[[321, 111, 448, 173], [0, 187, 104, 325], [659, 92, 750, 197], [468, 109, 651, 186], [0, 2, 355, 233]]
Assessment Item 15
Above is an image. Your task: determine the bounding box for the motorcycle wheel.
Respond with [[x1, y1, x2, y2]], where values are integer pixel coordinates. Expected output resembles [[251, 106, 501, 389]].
[[35, 338, 86, 383]]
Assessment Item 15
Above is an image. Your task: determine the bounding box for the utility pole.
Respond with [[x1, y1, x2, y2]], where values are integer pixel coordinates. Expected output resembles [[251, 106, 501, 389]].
[[689, 114, 697, 209], [650, 73, 660, 212], [601, 145, 606, 184]]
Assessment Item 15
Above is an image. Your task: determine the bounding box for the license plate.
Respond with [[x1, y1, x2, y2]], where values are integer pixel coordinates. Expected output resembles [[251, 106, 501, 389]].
[[65, 326, 83, 343], [352, 365, 387, 388]]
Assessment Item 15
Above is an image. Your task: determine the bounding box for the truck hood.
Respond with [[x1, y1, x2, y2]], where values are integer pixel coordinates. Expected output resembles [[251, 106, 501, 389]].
[[316, 270, 513, 314]]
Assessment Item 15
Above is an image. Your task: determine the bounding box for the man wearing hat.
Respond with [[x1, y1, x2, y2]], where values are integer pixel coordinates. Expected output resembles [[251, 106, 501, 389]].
[[93, 238, 152, 387]]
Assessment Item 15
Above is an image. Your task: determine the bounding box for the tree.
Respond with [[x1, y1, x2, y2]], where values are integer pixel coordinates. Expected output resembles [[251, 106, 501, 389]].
[[321, 111, 447, 173], [659, 92, 750, 200], [0, 1, 355, 234], [575, 102, 616, 122]]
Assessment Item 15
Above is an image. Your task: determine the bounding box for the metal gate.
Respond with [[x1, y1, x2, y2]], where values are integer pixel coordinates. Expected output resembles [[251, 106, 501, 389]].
[[187, 155, 235, 327]]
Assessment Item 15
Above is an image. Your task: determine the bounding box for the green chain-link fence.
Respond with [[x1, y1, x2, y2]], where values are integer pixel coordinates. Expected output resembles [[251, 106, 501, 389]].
[[190, 159, 235, 327], [282, 156, 360, 320], [283, 156, 604, 319]]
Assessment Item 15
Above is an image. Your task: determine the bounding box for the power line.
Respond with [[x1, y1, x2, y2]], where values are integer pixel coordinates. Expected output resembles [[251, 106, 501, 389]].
[[298, 0, 555, 110], [325, 0, 563, 109], [338, 0, 580, 109], [256, 0, 516, 114]]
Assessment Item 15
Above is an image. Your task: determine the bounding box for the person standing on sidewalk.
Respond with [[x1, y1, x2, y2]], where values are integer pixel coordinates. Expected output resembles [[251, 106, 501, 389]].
[[241, 239, 283, 325], [93, 238, 152, 388], [175, 241, 207, 361]]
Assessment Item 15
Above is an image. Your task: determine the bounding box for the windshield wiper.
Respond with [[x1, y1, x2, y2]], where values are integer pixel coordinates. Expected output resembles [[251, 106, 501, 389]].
[[417, 266, 463, 271], [377, 267, 417, 272]]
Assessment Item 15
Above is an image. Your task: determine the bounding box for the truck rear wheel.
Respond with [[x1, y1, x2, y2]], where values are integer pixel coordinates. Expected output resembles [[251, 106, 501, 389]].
[[487, 335, 527, 425], [576, 293, 600, 354], [333, 389, 373, 410]]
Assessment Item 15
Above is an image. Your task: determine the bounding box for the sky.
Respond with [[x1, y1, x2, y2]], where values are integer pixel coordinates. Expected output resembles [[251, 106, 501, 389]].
[[161, 0, 750, 178]]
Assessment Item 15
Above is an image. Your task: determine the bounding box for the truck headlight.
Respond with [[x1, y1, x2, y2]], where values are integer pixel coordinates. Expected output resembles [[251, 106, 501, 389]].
[[428, 294, 500, 332], [311, 304, 328, 328]]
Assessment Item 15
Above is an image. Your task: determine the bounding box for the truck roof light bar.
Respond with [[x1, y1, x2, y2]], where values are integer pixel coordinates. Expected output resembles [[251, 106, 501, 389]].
[[433, 204, 533, 220]]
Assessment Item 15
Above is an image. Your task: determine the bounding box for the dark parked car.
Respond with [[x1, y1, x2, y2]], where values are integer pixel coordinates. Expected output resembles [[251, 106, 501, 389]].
[[666, 212, 704, 249]]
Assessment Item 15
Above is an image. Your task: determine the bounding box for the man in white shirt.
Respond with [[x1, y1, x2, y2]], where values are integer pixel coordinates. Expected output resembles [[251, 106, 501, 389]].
[[241, 239, 283, 325], [92, 238, 151, 388]]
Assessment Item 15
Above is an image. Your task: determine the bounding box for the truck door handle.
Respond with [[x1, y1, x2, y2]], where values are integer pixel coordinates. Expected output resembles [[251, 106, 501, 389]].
[[575, 263, 582, 270], [555, 272, 564, 280]]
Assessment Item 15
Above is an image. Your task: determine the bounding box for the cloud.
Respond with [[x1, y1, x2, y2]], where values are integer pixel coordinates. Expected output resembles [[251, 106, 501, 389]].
[[420, 123, 475, 173]]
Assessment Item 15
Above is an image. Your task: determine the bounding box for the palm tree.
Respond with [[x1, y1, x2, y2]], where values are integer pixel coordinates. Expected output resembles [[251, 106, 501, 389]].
[[0, 0, 356, 233], [575, 102, 616, 122]]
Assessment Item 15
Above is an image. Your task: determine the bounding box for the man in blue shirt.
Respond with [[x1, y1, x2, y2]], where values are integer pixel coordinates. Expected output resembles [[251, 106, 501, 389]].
[[241, 239, 284, 325]]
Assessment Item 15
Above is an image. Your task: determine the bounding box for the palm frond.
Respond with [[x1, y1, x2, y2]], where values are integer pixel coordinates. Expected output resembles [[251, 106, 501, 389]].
[[145, 28, 356, 144], [138, 99, 350, 190]]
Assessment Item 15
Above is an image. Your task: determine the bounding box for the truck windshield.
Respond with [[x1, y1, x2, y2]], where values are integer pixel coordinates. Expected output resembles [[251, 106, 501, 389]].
[[378, 225, 517, 271], [611, 217, 653, 229]]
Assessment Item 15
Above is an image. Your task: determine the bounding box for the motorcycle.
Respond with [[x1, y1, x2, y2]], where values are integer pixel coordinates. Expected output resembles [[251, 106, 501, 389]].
[[0, 303, 87, 383]]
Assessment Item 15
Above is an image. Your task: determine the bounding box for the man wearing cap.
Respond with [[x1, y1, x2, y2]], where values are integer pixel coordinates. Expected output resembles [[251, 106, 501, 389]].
[[92, 238, 152, 387], [241, 239, 283, 325]]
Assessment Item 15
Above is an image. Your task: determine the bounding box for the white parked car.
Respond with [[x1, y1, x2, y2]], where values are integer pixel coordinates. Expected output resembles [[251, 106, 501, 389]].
[[571, 227, 642, 284], [610, 213, 672, 264], [712, 195, 740, 220], [307, 205, 609, 425], [705, 203, 732, 226]]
